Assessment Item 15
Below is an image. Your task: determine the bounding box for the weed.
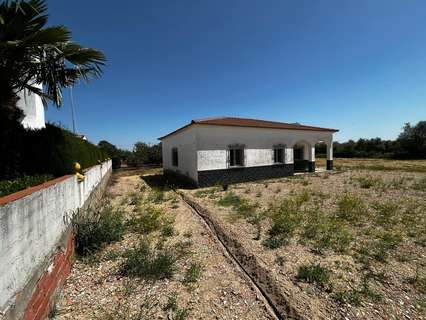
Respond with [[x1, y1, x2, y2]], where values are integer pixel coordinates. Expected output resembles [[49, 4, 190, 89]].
[[104, 249, 121, 261], [73, 204, 124, 256], [160, 222, 175, 238], [183, 262, 202, 284], [218, 192, 242, 207], [128, 206, 170, 235], [163, 293, 190, 320], [129, 192, 143, 206], [275, 255, 286, 266], [148, 188, 165, 203], [263, 194, 306, 249], [413, 176, 426, 191], [372, 231, 402, 262], [296, 263, 331, 288], [194, 187, 218, 198], [372, 201, 399, 227], [336, 193, 365, 223], [333, 289, 362, 306], [356, 176, 383, 189], [302, 212, 352, 254], [121, 238, 185, 280]]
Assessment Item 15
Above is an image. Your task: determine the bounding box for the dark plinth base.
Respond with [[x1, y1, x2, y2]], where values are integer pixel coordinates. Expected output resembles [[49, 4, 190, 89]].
[[197, 164, 294, 187], [326, 160, 333, 170], [308, 161, 315, 173]]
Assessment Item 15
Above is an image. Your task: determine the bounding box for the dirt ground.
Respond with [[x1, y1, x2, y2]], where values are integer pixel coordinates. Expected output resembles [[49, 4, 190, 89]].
[[185, 159, 426, 320], [55, 168, 274, 320]]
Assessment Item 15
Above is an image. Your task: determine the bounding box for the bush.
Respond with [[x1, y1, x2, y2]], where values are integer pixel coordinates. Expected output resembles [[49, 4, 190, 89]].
[[127, 205, 172, 235], [0, 174, 53, 197], [73, 204, 124, 256]]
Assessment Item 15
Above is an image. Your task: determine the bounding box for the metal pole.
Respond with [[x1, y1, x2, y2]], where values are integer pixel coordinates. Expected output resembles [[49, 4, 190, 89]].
[[70, 86, 76, 134]]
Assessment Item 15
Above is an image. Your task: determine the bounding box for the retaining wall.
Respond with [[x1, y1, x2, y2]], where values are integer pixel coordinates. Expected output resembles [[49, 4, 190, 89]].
[[0, 160, 112, 320]]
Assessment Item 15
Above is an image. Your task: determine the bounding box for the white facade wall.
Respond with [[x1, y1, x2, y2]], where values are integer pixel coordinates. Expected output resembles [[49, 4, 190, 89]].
[[195, 125, 333, 171], [16, 84, 45, 130], [0, 160, 112, 314], [162, 127, 198, 182]]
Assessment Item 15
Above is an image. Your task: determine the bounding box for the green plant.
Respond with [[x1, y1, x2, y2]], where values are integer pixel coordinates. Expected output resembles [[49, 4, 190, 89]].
[[128, 206, 169, 234], [194, 187, 219, 198], [356, 176, 383, 189], [302, 212, 352, 254], [129, 192, 143, 206], [372, 231, 402, 262], [183, 262, 202, 284], [121, 238, 183, 280], [0, 174, 54, 197], [296, 263, 331, 288], [163, 294, 189, 320], [413, 176, 426, 191], [148, 188, 165, 203], [73, 204, 124, 256], [217, 192, 242, 207], [372, 201, 399, 227], [336, 193, 365, 223], [263, 195, 306, 249]]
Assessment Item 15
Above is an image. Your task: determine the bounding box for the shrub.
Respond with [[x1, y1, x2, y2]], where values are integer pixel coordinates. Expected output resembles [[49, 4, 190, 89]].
[[0, 174, 54, 197], [121, 238, 182, 280], [147, 188, 165, 203], [73, 204, 124, 256], [296, 263, 331, 288]]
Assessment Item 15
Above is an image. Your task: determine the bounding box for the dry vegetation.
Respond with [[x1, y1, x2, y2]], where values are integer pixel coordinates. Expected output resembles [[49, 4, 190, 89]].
[[57, 168, 273, 320], [187, 158, 426, 319]]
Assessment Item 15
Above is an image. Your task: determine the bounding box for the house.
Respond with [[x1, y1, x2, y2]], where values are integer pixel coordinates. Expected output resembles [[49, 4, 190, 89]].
[[159, 117, 338, 187], [16, 84, 46, 130]]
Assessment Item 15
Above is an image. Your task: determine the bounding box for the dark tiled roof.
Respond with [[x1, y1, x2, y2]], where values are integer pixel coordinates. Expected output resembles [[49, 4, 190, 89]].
[[159, 117, 338, 140]]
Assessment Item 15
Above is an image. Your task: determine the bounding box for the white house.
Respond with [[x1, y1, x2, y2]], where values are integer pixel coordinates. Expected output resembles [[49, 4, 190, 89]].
[[159, 117, 338, 187], [16, 83, 46, 130]]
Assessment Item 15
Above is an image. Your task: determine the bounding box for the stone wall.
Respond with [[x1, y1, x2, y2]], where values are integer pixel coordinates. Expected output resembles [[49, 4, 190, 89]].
[[0, 160, 112, 320]]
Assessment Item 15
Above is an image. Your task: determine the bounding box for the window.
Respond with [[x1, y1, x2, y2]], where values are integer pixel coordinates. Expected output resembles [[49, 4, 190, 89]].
[[274, 148, 284, 163], [229, 148, 244, 167], [172, 148, 178, 166]]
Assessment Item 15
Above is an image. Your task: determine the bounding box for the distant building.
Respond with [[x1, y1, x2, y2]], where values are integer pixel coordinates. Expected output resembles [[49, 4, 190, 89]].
[[159, 117, 338, 187], [16, 83, 45, 129]]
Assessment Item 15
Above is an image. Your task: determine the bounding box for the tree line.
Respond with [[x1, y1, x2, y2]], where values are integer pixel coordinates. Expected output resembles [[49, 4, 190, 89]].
[[98, 141, 162, 168], [316, 121, 426, 159]]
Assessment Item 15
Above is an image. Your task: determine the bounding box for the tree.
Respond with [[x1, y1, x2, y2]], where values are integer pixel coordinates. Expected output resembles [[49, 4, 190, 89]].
[[132, 142, 162, 166], [0, 0, 106, 113], [98, 140, 119, 158], [396, 121, 426, 159]]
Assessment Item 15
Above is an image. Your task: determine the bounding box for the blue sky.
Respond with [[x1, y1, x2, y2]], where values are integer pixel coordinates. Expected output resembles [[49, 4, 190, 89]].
[[45, 0, 426, 149]]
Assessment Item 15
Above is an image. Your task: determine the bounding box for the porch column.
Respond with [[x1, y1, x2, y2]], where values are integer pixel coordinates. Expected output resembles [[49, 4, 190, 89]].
[[326, 141, 333, 170], [285, 147, 293, 164], [308, 145, 315, 172]]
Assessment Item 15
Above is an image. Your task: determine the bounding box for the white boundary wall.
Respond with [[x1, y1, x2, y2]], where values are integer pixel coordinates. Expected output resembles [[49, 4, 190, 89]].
[[0, 160, 112, 315]]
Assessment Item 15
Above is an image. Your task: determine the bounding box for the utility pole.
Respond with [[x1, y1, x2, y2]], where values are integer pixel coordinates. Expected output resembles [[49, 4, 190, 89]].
[[70, 86, 77, 134]]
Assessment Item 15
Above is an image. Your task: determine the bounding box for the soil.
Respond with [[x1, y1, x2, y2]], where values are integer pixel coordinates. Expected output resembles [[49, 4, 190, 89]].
[[55, 169, 275, 320]]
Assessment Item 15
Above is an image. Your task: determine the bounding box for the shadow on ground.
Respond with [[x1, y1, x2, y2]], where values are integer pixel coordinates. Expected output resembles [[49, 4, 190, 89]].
[[141, 174, 196, 190]]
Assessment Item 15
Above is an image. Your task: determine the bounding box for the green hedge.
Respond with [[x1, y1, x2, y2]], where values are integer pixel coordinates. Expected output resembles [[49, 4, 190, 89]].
[[0, 174, 54, 197], [23, 124, 108, 177], [0, 120, 108, 180]]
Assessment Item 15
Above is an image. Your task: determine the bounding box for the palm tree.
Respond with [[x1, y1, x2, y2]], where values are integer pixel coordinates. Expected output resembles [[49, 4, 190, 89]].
[[0, 0, 106, 115]]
